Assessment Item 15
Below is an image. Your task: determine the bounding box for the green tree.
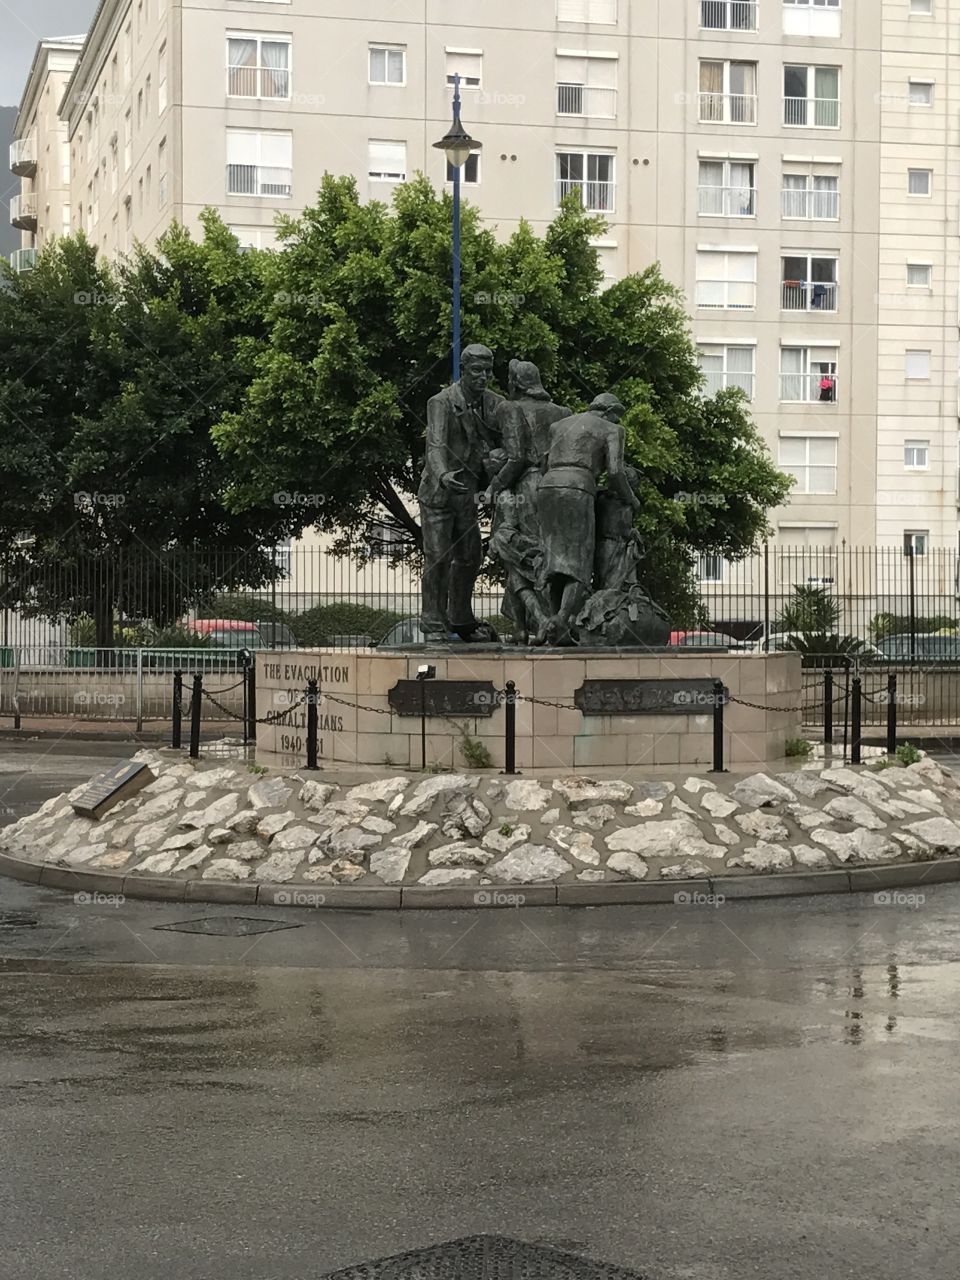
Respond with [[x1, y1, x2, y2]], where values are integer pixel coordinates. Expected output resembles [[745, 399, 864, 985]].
[[778, 585, 840, 634], [0, 220, 294, 647], [214, 175, 790, 615]]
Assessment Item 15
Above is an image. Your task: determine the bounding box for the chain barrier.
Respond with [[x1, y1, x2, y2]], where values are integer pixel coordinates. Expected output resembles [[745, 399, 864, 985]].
[[320, 691, 392, 717], [199, 685, 307, 725], [727, 692, 809, 715]]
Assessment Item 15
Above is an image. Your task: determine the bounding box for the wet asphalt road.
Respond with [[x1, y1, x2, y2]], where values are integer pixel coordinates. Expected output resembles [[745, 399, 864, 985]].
[[0, 743, 959, 1278]]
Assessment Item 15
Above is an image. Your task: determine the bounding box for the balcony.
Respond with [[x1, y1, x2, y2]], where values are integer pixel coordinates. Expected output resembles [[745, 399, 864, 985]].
[[783, 96, 840, 128], [698, 184, 756, 216], [781, 280, 838, 312], [700, 0, 758, 30], [9, 137, 37, 178], [698, 92, 757, 124], [556, 84, 617, 118], [781, 187, 840, 220], [9, 247, 37, 273], [226, 165, 292, 198], [556, 178, 616, 212], [780, 373, 838, 404], [10, 193, 37, 231]]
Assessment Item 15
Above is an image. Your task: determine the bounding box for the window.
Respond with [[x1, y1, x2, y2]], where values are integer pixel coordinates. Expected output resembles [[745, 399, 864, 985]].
[[61, 139, 70, 184], [781, 254, 838, 311], [145, 164, 152, 205], [226, 129, 293, 197], [779, 436, 838, 494], [782, 0, 842, 37], [904, 440, 929, 469], [137, 88, 143, 128], [123, 111, 132, 171], [699, 60, 757, 124], [229, 225, 279, 251], [905, 349, 931, 380], [907, 263, 932, 288], [556, 53, 617, 118], [137, 175, 144, 214], [123, 23, 132, 84], [908, 167, 932, 195], [700, 1, 758, 31], [145, 75, 151, 119], [781, 171, 839, 219], [783, 65, 840, 127], [446, 50, 482, 88], [904, 530, 928, 556], [556, 151, 615, 211], [158, 138, 167, 207], [446, 152, 481, 184], [909, 80, 933, 106], [368, 139, 407, 182], [909, 0, 932, 13], [698, 159, 756, 216], [698, 554, 724, 583], [698, 344, 756, 398], [158, 44, 168, 112], [227, 34, 291, 99], [110, 54, 119, 95], [369, 45, 405, 85], [780, 346, 838, 402], [109, 138, 118, 193], [695, 249, 757, 310], [557, 0, 617, 21]]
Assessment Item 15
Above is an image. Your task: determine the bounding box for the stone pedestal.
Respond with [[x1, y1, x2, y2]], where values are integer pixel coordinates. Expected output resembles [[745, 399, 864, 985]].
[[255, 649, 802, 771]]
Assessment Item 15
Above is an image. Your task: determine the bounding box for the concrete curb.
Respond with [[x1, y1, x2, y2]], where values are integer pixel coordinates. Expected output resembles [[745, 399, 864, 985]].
[[2, 850, 959, 908]]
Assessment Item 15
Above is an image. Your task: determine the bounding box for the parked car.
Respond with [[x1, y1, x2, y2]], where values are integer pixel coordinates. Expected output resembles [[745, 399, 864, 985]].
[[669, 629, 754, 651], [254, 619, 298, 650], [879, 633, 960, 663], [190, 619, 263, 650]]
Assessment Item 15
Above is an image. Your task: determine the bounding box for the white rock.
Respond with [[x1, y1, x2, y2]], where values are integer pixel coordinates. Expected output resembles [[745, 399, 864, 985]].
[[547, 825, 599, 865], [713, 823, 740, 846], [325, 826, 381, 857], [503, 780, 552, 811], [207, 827, 233, 846], [440, 795, 490, 838], [228, 840, 269, 862], [185, 767, 239, 790], [577, 869, 607, 882], [401, 775, 478, 816], [903, 816, 960, 854], [728, 841, 793, 872], [890, 831, 930, 858], [606, 817, 705, 856], [735, 811, 789, 841], [776, 772, 833, 799], [572, 805, 617, 830], [906, 758, 948, 787], [387, 792, 405, 818], [731, 774, 794, 808], [389, 821, 438, 850], [328, 859, 366, 883], [136, 788, 186, 822], [134, 851, 180, 875], [193, 793, 241, 827], [871, 797, 931, 820], [822, 795, 887, 831], [256, 810, 298, 839], [632, 781, 676, 801], [91, 849, 135, 869], [60, 844, 108, 866], [160, 829, 203, 852], [787, 803, 833, 831], [202, 859, 253, 881], [427, 842, 493, 868], [811, 828, 899, 864], [794, 844, 831, 869], [174, 846, 212, 872], [552, 777, 633, 808], [818, 768, 886, 802], [485, 781, 504, 801], [541, 808, 560, 825], [346, 777, 408, 805], [299, 781, 338, 810], [672, 797, 696, 816], [700, 792, 739, 818], [361, 815, 396, 835], [225, 809, 260, 834], [270, 824, 321, 853], [607, 850, 649, 880], [248, 777, 293, 810], [182, 791, 208, 809], [418, 868, 480, 887], [660, 860, 712, 880], [901, 789, 945, 811], [302, 866, 337, 884], [131, 820, 175, 851], [624, 799, 663, 818], [482, 824, 532, 853], [255, 850, 305, 882], [370, 847, 412, 884], [683, 777, 717, 794], [487, 844, 572, 883]]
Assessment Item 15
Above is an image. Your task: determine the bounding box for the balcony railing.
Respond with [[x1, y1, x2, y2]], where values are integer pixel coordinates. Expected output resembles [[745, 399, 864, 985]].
[[227, 65, 290, 99], [702, 369, 755, 398], [10, 193, 37, 229], [698, 92, 757, 124], [783, 96, 840, 128], [781, 187, 840, 220], [556, 83, 617, 118], [781, 280, 838, 312], [698, 184, 756, 216], [226, 164, 292, 198], [700, 0, 759, 30], [780, 373, 839, 403], [9, 137, 37, 177], [9, 247, 37, 273], [556, 178, 616, 211]]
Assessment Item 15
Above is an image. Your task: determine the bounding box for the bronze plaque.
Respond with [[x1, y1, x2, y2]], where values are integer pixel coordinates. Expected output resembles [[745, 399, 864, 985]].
[[388, 680, 499, 718], [575, 679, 717, 716], [71, 761, 155, 820]]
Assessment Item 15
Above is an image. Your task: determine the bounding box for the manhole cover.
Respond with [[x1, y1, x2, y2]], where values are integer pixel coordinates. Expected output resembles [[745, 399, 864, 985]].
[[0, 913, 40, 930], [154, 916, 301, 937], [319, 1236, 646, 1280]]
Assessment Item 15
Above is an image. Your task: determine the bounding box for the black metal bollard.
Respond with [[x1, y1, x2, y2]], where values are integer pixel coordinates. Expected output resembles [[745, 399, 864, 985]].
[[172, 669, 183, 749], [710, 680, 727, 773], [246, 660, 257, 744], [823, 670, 833, 747], [189, 673, 202, 760], [886, 673, 897, 756], [306, 678, 319, 770], [851, 675, 862, 765], [503, 680, 518, 775]]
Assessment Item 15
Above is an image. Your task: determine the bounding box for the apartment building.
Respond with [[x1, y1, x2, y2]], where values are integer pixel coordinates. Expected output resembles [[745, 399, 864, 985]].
[[8, 0, 960, 572]]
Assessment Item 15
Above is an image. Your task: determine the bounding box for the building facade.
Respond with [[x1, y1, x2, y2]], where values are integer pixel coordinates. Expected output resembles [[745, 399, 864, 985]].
[[8, 0, 960, 570]]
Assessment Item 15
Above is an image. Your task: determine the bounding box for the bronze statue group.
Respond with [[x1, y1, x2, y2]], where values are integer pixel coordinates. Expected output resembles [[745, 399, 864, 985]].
[[418, 344, 670, 648]]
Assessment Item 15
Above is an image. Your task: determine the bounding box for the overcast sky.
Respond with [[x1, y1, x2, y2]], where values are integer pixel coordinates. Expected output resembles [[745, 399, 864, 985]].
[[0, 0, 98, 105]]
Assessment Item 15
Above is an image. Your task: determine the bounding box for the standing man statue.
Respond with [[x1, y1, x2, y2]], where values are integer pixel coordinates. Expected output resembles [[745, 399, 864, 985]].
[[418, 344, 504, 641], [536, 392, 639, 645], [487, 360, 571, 523]]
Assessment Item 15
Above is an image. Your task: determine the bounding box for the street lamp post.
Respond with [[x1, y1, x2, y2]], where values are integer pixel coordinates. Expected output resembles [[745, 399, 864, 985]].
[[433, 74, 481, 381]]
